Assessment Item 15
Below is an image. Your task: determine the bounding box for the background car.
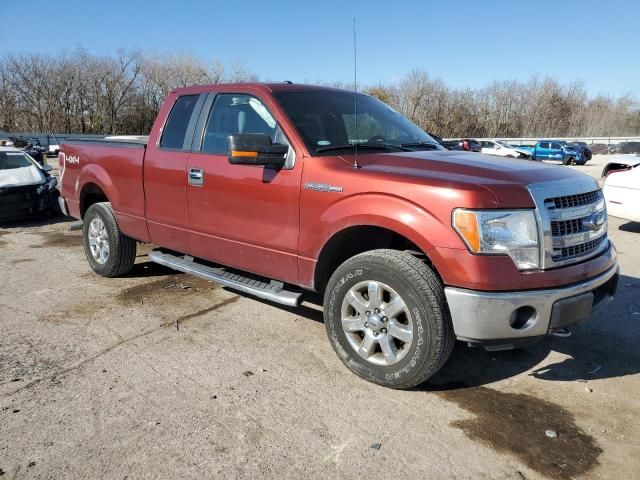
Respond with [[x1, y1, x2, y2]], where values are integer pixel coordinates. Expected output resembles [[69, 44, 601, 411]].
[[441, 138, 481, 152], [519, 140, 588, 165], [615, 142, 640, 154], [603, 159, 640, 223], [10, 136, 47, 165], [480, 140, 531, 159], [0, 146, 59, 223], [567, 141, 593, 161], [590, 143, 613, 155], [601, 155, 640, 177]]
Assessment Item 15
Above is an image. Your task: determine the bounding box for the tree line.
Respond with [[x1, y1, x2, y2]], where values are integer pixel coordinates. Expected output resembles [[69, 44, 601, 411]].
[[1, 49, 638, 138]]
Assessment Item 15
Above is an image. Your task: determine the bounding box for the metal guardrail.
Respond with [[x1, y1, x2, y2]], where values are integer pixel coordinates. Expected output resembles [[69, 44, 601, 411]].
[[443, 136, 640, 145]]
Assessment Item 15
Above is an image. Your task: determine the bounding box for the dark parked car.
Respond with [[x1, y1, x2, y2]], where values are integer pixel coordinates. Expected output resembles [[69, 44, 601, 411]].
[[0, 147, 59, 223], [590, 143, 612, 155], [616, 142, 640, 154], [10, 136, 47, 165], [441, 138, 481, 152]]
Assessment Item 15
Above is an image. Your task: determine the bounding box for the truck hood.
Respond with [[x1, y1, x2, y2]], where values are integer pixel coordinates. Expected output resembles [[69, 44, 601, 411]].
[[357, 150, 597, 208]]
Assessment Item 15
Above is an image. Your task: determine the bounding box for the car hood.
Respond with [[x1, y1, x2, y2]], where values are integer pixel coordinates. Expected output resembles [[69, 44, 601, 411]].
[[356, 150, 598, 208], [0, 165, 45, 188]]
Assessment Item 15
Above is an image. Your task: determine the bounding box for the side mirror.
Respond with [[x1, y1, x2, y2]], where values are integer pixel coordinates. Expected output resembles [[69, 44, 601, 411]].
[[42, 164, 52, 172], [228, 134, 288, 167], [496, 145, 501, 149]]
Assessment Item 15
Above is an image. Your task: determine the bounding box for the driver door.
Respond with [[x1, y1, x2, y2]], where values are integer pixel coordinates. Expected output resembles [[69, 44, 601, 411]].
[[186, 92, 302, 284]]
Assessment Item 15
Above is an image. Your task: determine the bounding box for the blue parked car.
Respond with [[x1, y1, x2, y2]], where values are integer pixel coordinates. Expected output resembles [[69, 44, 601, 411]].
[[519, 140, 588, 165]]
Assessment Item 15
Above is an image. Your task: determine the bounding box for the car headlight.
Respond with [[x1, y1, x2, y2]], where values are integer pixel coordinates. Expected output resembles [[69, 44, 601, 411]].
[[452, 209, 540, 270]]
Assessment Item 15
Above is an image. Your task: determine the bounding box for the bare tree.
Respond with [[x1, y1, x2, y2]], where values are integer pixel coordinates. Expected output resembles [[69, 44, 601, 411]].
[[1, 50, 638, 138]]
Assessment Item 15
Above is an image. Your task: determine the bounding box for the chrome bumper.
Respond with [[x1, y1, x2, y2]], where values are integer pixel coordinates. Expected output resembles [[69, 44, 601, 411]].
[[58, 195, 69, 217], [444, 262, 619, 345]]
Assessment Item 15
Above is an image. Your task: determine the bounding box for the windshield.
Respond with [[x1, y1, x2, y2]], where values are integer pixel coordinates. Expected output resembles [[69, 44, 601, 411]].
[[496, 141, 513, 148], [273, 90, 444, 156], [0, 151, 35, 170]]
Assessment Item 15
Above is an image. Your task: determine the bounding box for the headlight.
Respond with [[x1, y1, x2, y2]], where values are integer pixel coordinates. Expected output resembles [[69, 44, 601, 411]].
[[36, 178, 57, 194], [453, 209, 540, 270]]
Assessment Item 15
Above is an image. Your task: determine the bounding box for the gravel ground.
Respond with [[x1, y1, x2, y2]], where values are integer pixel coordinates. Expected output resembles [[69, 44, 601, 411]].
[[0, 154, 639, 479]]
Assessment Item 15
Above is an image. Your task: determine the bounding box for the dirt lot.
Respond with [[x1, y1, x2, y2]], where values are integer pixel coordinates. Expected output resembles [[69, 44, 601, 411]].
[[1, 154, 639, 479]]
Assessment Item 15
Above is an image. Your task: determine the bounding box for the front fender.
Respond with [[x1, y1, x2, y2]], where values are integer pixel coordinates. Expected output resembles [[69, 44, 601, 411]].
[[300, 192, 462, 275]]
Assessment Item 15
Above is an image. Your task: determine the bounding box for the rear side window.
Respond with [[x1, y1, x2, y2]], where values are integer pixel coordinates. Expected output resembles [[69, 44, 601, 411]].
[[160, 95, 199, 149], [538, 142, 549, 149]]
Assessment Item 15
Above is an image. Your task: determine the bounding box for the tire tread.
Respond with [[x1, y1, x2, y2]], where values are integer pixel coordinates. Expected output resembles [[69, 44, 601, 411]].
[[84, 202, 136, 277], [325, 249, 455, 389]]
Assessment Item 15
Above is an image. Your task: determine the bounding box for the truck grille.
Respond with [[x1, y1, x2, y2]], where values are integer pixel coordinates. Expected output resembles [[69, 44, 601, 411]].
[[550, 190, 601, 209], [528, 179, 609, 269], [550, 218, 583, 236], [555, 235, 607, 261]]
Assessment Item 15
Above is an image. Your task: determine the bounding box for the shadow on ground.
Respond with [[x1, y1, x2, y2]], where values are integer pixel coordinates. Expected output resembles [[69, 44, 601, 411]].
[[0, 214, 74, 229], [619, 221, 640, 233]]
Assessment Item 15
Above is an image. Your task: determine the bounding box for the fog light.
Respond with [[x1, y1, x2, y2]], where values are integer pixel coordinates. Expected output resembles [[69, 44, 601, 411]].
[[510, 306, 537, 329]]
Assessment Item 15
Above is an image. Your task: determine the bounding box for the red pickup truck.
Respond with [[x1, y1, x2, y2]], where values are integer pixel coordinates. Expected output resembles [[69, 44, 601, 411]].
[[59, 83, 619, 389]]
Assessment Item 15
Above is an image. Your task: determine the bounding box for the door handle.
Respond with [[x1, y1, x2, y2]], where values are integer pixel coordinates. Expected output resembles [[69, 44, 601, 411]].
[[188, 168, 204, 186]]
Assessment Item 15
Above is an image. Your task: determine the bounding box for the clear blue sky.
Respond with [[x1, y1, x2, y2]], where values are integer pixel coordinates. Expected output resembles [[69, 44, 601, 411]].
[[2, 0, 638, 98]]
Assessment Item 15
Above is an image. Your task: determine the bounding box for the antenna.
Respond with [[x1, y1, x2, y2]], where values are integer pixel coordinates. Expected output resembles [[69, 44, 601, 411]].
[[352, 18, 360, 169]]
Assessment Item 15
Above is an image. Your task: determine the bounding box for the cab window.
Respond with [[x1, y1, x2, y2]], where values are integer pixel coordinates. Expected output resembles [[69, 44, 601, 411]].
[[201, 94, 288, 154]]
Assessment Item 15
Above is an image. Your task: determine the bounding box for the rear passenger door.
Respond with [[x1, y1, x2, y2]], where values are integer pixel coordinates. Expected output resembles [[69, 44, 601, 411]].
[[549, 142, 564, 162], [144, 93, 206, 253], [185, 92, 302, 284]]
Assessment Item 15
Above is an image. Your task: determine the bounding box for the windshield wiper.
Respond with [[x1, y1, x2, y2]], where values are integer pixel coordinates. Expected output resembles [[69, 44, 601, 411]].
[[316, 143, 412, 153], [399, 141, 441, 150]]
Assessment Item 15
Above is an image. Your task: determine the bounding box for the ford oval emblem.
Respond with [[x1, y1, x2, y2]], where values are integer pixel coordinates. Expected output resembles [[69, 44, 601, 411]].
[[584, 212, 605, 231]]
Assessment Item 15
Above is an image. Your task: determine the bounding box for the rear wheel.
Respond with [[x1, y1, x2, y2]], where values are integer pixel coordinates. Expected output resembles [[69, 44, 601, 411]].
[[323, 249, 455, 389], [83, 202, 136, 277]]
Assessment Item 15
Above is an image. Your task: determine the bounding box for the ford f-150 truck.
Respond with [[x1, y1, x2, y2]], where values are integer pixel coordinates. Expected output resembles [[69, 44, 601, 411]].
[[58, 83, 619, 389]]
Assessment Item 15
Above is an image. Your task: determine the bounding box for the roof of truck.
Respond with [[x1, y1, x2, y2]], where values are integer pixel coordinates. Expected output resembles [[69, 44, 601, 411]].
[[170, 82, 352, 96]]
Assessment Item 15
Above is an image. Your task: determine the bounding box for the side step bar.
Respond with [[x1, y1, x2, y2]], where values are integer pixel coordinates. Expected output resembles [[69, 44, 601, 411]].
[[149, 250, 303, 307]]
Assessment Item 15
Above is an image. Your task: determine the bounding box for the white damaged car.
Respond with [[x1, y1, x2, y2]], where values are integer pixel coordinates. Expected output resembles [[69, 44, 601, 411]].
[[480, 140, 531, 159], [602, 155, 640, 223], [0, 146, 60, 222]]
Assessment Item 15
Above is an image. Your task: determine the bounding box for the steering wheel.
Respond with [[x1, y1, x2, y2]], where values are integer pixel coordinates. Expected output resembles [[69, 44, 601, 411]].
[[367, 134, 388, 144]]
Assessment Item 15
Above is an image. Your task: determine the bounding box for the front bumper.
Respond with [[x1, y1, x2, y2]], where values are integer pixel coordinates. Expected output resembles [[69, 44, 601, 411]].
[[0, 182, 59, 222], [444, 262, 619, 348]]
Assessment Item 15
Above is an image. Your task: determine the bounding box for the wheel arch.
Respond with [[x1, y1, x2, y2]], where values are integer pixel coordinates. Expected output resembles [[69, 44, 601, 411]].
[[313, 223, 442, 293], [79, 182, 110, 219], [77, 164, 119, 219], [305, 194, 458, 292]]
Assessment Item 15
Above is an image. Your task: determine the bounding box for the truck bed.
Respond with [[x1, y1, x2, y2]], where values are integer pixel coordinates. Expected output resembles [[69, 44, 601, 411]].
[[60, 138, 150, 242]]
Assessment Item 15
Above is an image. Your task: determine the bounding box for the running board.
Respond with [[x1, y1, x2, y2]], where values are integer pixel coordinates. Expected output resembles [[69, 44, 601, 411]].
[[149, 250, 302, 307]]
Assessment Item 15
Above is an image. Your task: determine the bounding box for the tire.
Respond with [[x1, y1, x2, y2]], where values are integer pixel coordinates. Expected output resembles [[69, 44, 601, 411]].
[[323, 249, 455, 389], [83, 202, 136, 277], [563, 157, 574, 166]]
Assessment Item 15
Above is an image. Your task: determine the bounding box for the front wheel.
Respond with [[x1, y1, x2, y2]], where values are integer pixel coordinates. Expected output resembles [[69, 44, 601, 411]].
[[83, 202, 136, 277], [323, 249, 455, 389]]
